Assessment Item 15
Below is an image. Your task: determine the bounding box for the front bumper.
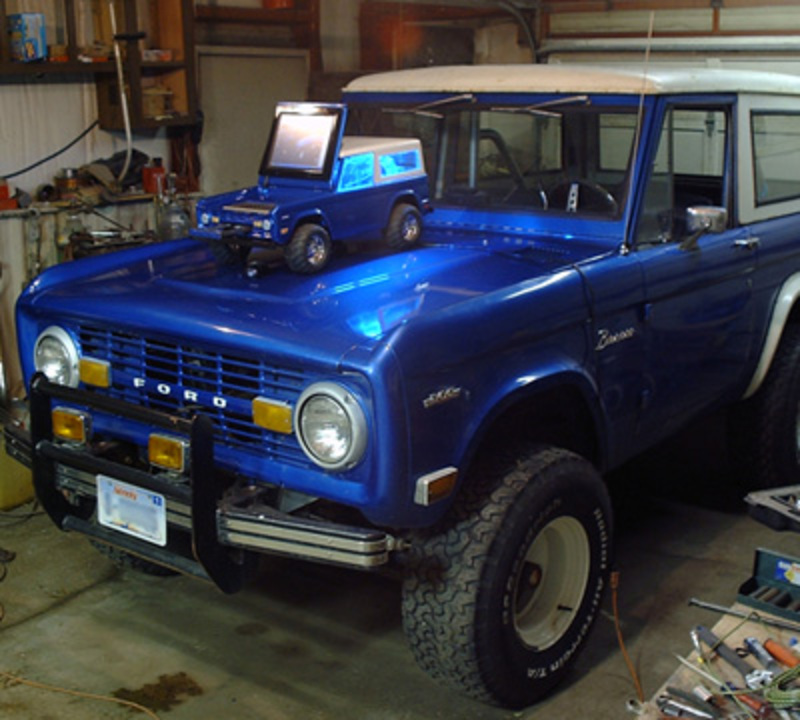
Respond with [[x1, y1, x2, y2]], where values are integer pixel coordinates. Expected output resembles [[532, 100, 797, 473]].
[[9, 375, 392, 592]]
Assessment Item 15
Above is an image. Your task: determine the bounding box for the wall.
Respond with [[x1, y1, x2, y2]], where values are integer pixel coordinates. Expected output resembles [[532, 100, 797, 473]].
[[0, 82, 168, 200]]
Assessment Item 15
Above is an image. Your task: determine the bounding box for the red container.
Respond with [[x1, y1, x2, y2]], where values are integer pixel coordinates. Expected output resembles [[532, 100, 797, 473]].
[[143, 159, 166, 195]]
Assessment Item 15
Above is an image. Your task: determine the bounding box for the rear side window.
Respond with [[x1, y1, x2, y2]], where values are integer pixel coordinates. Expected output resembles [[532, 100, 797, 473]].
[[752, 112, 800, 206]]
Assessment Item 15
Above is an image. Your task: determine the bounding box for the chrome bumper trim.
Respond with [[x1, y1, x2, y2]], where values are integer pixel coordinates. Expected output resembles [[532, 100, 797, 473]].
[[54, 462, 390, 569]]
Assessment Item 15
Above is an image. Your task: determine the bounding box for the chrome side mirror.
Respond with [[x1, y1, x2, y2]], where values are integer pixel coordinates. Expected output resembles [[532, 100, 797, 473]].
[[682, 206, 728, 250], [687, 206, 727, 234]]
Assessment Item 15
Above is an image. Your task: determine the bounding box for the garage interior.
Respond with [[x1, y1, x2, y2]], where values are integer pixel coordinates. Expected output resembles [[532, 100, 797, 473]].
[[5, 1, 800, 718]]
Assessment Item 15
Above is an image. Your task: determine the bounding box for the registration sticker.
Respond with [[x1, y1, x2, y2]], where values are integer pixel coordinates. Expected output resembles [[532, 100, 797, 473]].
[[97, 475, 167, 547]]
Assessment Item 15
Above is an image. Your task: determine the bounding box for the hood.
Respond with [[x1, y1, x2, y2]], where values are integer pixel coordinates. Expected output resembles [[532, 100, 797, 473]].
[[21, 238, 577, 366]]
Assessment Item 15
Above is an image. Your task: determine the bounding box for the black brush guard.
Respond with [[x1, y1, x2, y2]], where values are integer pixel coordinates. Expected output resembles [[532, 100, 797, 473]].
[[7, 374, 390, 594]]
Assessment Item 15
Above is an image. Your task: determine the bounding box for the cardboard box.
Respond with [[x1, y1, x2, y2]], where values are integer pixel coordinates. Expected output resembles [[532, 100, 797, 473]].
[[8, 13, 47, 62]]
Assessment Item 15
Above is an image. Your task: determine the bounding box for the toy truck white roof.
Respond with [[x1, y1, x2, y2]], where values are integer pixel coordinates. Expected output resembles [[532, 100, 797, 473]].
[[339, 136, 422, 158], [344, 64, 800, 97]]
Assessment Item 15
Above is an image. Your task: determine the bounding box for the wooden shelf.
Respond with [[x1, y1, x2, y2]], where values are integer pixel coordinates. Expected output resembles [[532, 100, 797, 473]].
[[194, 2, 321, 71], [0, 0, 198, 130], [195, 6, 312, 26]]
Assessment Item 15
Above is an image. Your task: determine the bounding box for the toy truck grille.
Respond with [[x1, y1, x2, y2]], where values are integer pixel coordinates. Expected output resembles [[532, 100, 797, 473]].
[[76, 324, 311, 465]]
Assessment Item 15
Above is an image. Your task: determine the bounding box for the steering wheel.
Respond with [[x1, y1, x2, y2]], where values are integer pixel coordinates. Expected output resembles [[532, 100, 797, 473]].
[[549, 180, 618, 215]]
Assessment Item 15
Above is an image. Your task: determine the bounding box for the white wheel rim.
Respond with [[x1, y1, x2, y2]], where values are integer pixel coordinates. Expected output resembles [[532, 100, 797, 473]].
[[513, 516, 591, 650]]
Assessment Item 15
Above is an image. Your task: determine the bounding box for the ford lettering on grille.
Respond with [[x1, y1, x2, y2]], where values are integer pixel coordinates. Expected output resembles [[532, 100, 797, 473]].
[[132, 377, 231, 410]]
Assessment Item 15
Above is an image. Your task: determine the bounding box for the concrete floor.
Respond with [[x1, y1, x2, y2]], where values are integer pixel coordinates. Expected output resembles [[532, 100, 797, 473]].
[[2, 415, 800, 719]]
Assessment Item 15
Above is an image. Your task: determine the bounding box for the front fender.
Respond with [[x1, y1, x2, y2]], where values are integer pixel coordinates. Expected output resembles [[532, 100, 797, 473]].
[[461, 365, 608, 474]]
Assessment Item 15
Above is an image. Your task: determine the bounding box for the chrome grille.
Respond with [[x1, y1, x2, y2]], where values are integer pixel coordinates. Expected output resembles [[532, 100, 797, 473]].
[[76, 324, 309, 464]]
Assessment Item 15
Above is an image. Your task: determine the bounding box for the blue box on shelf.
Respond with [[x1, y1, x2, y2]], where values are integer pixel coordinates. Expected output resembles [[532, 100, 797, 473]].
[[8, 13, 47, 62]]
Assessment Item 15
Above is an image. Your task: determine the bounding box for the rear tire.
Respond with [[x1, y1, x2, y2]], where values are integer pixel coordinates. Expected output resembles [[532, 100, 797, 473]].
[[401, 445, 612, 708], [385, 203, 422, 250], [729, 324, 800, 489]]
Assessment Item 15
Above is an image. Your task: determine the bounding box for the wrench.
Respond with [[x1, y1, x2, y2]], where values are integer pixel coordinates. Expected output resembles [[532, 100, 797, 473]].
[[695, 626, 773, 690]]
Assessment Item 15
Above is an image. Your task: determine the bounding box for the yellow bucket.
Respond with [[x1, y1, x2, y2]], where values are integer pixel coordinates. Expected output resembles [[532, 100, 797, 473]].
[[0, 437, 33, 510]]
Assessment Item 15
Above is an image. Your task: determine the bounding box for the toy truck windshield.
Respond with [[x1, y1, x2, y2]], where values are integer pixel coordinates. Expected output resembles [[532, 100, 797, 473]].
[[259, 102, 346, 181]]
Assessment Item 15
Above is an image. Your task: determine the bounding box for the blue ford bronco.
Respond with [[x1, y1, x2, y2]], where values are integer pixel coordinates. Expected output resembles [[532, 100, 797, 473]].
[[192, 101, 429, 274], [8, 64, 800, 708]]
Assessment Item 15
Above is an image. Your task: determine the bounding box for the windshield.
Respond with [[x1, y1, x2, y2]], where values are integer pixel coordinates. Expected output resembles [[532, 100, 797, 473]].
[[347, 101, 638, 218]]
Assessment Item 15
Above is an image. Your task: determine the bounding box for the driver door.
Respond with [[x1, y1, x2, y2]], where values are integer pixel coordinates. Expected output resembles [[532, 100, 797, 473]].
[[635, 102, 759, 443]]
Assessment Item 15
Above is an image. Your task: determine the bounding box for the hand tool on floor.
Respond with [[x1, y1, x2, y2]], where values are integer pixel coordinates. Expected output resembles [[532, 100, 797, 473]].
[[674, 654, 771, 719], [689, 598, 800, 633], [745, 637, 783, 675], [695, 625, 774, 690], [657, 692, 716, 719], [662, 686, 722, 719], [764, 639, 800, 669]]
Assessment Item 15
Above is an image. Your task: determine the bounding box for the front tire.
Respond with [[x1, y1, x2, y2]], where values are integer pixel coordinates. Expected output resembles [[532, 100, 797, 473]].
[[402, 446, 612, 708], [285, 224, 331, 273]]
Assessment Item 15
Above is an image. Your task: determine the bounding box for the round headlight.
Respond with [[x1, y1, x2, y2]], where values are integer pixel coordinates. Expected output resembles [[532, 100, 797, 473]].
[[295, 382, 367, 470], [34, 326, 79, 387]]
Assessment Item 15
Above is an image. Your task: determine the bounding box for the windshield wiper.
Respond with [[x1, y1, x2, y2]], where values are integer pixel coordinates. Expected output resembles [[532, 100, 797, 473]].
[[490, 94, 591, 117], [384, 93, 476, 118]]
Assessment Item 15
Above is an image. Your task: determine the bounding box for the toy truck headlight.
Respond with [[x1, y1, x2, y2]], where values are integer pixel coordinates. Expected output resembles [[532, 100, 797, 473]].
[[34, 326, 80, 387], [295, 382, 367, 470]]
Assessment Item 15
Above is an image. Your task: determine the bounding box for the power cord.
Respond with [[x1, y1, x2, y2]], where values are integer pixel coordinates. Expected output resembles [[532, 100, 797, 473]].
[[1, 121, 99, 180], [0, 525, 160, 717], [611, 570, 645, 703], [0, 545, 15, 623], [0, 501, 44, 528], [0, 671, 162, 719]]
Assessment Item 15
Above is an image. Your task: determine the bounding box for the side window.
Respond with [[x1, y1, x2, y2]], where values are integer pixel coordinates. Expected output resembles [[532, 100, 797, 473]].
[[338, 153, 374, 192], [752, 112, 800, 205], [637, 107, 729, 245]]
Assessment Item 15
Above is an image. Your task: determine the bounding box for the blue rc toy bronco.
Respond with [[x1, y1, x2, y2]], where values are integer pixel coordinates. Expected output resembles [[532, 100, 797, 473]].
[[192, 102, 429, 273]]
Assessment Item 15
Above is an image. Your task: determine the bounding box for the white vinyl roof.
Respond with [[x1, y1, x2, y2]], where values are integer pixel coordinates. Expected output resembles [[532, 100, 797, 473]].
[[344, 64, 800, 97]]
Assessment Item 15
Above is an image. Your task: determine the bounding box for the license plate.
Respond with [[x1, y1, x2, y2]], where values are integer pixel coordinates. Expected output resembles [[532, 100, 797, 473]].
[[97, 475, 167, 547]]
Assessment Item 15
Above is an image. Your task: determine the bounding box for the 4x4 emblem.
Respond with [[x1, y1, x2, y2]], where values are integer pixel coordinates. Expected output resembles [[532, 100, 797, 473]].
[[423, 386, 463, 409]]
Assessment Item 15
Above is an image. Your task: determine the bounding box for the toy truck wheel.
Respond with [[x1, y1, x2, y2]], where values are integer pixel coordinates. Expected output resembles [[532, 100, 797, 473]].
[[385, 203, 423, 250], [729, 324, 800, 489], [401, 445, 612, 708], [286, 224, 332, 273]]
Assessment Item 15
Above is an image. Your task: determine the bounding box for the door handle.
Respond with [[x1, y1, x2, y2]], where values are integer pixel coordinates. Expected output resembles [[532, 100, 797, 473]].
[[733, 236, 760, 250]]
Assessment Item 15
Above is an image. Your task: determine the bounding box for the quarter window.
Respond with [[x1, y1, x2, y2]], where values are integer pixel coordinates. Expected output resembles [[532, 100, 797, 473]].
[[752, 112, 800, 206]]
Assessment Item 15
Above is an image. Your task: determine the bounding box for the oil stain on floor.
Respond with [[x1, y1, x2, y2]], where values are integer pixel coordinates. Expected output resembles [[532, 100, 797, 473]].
[[112, 672, 203, 713]]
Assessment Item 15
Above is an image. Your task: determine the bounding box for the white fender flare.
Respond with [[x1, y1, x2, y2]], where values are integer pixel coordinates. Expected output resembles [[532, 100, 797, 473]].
[[744, 273, 800, 399]]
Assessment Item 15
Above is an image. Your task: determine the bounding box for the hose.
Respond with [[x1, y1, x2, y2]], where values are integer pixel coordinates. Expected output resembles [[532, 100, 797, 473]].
[[108, 0, 133, 186]]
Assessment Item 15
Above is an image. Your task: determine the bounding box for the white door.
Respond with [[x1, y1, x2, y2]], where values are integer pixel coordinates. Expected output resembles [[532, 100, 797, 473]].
[[197, 47, 309, 195]]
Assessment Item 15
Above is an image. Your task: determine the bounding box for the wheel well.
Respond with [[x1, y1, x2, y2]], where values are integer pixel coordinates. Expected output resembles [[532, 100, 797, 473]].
[[292, 214, 327, 235], [787, 302, 800, 326], [391, 194, 420, 214], [470, 385, 600, 471]]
